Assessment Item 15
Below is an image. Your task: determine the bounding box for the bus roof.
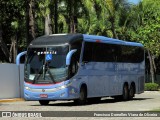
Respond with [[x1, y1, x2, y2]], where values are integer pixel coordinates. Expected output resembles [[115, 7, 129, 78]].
[[29, 33, 143, 47], [30, 34, 83, 46], [83, 34, 143, 47]]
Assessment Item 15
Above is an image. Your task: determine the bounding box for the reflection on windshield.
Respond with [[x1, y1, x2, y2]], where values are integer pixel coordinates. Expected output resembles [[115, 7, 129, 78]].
[[25, 45, 69, 83]]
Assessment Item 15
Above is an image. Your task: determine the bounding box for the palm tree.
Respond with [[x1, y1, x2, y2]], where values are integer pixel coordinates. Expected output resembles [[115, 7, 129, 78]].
[[54, 0, 58, 33], [81, 0, 109, 35], [105, 0, 130, 39], [58, 0, 88, 33], [26, 0, 36, 44]]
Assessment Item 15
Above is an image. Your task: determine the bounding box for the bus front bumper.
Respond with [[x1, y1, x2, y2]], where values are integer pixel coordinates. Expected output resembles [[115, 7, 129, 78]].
[[24, 86, 78, 101]]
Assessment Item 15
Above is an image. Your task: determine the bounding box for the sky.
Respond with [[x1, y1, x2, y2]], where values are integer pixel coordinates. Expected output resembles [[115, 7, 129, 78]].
[[128, 0, 141, 4]]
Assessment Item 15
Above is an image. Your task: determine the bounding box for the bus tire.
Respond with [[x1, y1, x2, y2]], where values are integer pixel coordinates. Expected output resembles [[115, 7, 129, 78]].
[[122, 84, 129, 101], [74, 86, 87, 105], [39, 100, 49, 105], [129, 84, 135, 100]]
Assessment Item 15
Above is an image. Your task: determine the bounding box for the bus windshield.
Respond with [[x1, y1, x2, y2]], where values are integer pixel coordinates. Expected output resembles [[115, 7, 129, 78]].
[[24, 45, 69, 84]]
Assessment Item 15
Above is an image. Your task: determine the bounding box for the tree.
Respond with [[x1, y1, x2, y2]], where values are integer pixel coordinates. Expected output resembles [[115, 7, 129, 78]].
[[127, 0, 160, 83], [0, 0, 26, 62], [38, 0, 52, 35], [26, 0, 36, 45], [105, 0, 118, 38], [80, 0, 111, 36], [54, 0, 58, 33], [0, 24, 10, 62], [66, 0, 79, 33]]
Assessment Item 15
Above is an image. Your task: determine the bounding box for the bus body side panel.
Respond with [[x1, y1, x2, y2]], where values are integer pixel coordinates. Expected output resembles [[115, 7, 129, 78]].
[[74, 61, 145, 98], [116, 61, 145, 95], [76, 62, 117, 98]]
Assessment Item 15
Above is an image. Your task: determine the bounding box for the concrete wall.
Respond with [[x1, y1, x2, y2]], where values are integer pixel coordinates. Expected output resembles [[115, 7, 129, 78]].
[[0, 63, 24, 99]]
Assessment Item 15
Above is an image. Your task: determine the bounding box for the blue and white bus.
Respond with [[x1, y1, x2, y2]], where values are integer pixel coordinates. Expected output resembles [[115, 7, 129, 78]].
[[24, 34, 145, 105]]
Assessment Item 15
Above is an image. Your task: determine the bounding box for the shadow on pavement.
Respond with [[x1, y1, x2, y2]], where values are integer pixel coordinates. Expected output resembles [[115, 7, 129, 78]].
[[31, 97, 152, 107]]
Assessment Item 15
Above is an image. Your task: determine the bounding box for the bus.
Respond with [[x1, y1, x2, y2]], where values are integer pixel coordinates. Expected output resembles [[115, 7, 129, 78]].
[[24, 34, 145, 105]]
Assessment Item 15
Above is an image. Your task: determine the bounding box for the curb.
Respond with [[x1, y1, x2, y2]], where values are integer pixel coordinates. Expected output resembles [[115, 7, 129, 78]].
[[0, 98, 24, 103]]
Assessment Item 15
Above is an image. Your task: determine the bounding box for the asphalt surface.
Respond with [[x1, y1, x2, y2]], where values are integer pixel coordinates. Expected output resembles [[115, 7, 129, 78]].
[[0, 91, 160, 120]]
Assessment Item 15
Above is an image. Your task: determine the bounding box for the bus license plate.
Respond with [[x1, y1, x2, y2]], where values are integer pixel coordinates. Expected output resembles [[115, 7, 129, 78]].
[[40, 94, 48, 98]]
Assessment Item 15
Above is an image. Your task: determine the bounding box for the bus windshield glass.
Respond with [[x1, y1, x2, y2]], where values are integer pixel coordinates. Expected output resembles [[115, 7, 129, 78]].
[[24, 45, 69, 84]]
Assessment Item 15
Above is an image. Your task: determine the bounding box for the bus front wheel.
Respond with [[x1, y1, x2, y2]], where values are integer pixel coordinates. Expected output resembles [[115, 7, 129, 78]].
[[74, 86, 87, 105], [39, 100, 50, 105]]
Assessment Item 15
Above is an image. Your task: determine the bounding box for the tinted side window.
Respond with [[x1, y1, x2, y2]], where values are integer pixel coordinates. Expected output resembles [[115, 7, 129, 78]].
[[83, 42, 117, 62], [82, 42, 93, 62], [83, 42, 144, 63], [135, 47, 144, 62], [118, 45, 144, 63], [93, 43, 117, 62]]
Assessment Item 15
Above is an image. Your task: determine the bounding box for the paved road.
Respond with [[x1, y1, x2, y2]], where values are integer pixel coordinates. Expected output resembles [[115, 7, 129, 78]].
[[0, 91, 160, 120]]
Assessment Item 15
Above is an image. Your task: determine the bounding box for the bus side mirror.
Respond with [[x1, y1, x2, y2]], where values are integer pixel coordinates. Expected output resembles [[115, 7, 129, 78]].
[[66, 49, 77, 66]]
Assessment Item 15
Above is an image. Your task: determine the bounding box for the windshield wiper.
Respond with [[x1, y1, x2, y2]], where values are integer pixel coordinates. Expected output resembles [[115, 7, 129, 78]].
[[33, 63, 56, 84], [46, 66, 56, 83], [33, 66, 43, 83]]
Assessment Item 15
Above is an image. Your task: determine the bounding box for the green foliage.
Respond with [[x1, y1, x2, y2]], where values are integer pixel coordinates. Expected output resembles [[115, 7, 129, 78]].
[[1, 0, 160, 64], [128, 0, 160, 56], [145, 83, 159, 91], [0, 0, 26, 54], [11, 21, 18, 29]]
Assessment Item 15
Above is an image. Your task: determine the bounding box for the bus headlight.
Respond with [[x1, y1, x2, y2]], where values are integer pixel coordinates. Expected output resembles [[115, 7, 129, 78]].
[[60, 85, 66, 89], [24, 86, 31, 91], [60, 81, 72, 89]]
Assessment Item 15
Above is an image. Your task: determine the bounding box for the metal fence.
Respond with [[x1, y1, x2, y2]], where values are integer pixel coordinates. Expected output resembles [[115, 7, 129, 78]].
[[145, 74, 160, 85], [0, 63, 24, 99]]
